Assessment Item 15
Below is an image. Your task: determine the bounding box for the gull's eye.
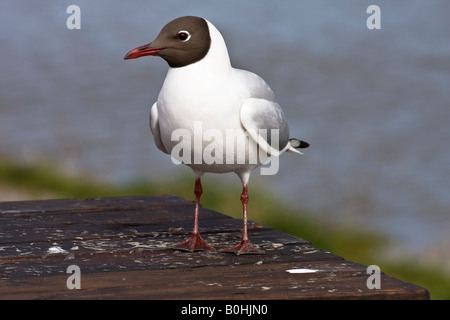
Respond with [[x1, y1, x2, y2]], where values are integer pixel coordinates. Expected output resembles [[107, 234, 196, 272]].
[[176, 30, 191, 42]]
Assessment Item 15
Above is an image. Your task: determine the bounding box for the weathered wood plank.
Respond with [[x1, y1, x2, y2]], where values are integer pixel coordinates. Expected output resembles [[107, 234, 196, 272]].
[[0, 195, 429, 300], [1, 260, 427, 300]]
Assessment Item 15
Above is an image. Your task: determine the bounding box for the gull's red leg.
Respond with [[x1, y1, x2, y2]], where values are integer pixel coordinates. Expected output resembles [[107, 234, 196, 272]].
[[172, 177, 215, 252], [221, 185, 264, 255]]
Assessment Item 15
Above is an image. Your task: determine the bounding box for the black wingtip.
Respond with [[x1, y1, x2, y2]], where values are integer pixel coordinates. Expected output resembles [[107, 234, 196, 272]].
[[299, 140, 310, 148], [289, 138, 310, 149]]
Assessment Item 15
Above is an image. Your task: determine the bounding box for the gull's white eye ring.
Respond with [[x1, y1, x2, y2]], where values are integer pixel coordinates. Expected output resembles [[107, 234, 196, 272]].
[[176, 30, 191, 42]]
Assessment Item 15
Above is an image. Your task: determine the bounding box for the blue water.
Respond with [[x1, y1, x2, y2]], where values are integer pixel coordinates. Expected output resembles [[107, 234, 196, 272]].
[[1, 0, 449, 260]]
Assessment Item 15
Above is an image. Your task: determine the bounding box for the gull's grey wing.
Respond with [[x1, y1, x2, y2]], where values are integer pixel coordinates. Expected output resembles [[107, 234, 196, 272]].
[[150, 102, 169, 154], [240, 98, 291, 156]]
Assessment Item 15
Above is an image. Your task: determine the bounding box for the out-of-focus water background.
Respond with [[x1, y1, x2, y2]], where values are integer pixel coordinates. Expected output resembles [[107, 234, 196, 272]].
[[1, 0, 449, 264]]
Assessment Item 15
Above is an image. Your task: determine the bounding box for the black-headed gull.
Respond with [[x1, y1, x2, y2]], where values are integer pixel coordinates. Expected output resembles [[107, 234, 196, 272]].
[[124, 16, 309, 255]]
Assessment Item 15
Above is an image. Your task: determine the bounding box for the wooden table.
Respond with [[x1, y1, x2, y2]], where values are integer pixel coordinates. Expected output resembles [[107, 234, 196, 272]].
[[0, 195, 429, 300]]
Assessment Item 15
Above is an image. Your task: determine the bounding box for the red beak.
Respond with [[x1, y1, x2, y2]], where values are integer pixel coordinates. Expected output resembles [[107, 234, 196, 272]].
[[124, 43, 164, 60]]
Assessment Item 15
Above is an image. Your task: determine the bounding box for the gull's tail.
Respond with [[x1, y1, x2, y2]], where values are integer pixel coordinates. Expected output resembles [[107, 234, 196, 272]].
[[287, 138, 310, 154]]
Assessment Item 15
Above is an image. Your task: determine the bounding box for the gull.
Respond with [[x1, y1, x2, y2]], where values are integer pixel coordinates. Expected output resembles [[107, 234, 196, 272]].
[[124, 16, 309, 255]]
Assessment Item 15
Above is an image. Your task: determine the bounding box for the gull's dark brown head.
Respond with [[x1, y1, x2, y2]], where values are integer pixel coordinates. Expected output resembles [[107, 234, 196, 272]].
[[124, 16, 211, 68]]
